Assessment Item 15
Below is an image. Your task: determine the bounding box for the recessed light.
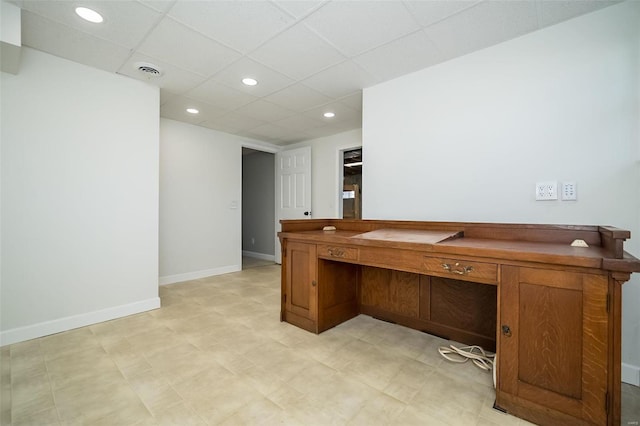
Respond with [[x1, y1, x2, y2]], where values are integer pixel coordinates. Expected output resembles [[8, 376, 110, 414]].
[[323, 112, 335, 118], [242, 78, 258, 86], [75, 7, 103, 23], [186, 108, 199, 114]]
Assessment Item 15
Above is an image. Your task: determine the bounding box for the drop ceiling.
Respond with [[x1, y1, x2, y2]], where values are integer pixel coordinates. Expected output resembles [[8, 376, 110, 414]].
[[10, 0, 618, 145]]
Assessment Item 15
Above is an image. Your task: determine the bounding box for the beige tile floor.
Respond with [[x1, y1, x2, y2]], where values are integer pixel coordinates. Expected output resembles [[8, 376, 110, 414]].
[[1, 264, 639, 425], [242, 257, 275, 270]]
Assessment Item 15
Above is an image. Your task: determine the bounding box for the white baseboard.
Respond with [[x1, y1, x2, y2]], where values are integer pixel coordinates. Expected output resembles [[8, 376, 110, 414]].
[[242, 250, 276, 261], [622, 362, 640, 386], [0, 297, 161, 347], [159, 265, 241, 286]]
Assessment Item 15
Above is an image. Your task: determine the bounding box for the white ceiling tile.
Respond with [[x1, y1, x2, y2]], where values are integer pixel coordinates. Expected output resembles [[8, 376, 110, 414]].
[[213, 57, 295, 97], [353, 30, 443, 82], [20, 0, 162, 49], [334, 116, 363, 131], [272, 0, 326, 18], [160, 89, 176, 106], [168, 0, 295, 53], [207, 112, 267, 132], [403, 0, 480, 27], [118, 53, 205, 94], [303, 102, 360, 125], [199, 120, 243, 135], [273, 114, 325, 132], [187, 80, 258, 110], [537, 0, 618, 28], [424, 1, 539, 60], [244, 122, 290, 140], [160, 95, 229, 124], [238, 132, 279, 144], [233, 100, 296, 122], [337, 92, 362, 112], [302, 60, 379, 99], [136, 0, 175, 13], [300, 125, 344, 140], [200, 114, 265, 134], [21, 11, 132, 73], [249, 23, 346, 80], [303, 1, 420, 56], [263, 83, 333, 111], [138, 18, 241, 78]]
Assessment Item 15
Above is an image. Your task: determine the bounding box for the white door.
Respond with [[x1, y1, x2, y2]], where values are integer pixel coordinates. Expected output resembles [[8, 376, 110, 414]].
[[275, 146, 312, 263]]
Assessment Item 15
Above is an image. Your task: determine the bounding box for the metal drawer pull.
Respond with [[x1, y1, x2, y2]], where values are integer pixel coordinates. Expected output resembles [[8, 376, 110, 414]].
[[441, 262, 474, 275], [328, 247, 345, 258]]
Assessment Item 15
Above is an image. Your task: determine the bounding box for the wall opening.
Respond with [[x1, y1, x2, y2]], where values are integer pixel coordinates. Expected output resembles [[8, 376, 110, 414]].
[[342, 148, 362, 219], [242, 147, 276, 269]]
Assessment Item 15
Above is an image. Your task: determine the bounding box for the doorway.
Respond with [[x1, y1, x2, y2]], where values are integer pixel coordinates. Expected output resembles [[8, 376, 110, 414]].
[[242, 147, 276, 269], [342, 148, 362, 219]]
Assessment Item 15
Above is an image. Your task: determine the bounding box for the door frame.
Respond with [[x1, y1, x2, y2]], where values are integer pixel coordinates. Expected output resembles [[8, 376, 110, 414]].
[[338, 145, 363, 219], [241, 142, 278, 269]]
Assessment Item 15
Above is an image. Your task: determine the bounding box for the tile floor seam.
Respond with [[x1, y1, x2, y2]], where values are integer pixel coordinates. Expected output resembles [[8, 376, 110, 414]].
[[40, 343, 63, 426]]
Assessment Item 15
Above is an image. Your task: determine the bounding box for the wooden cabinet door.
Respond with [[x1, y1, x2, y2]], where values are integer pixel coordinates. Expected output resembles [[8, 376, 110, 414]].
[[285, 242, 318, 331], [499, 266, 609, 424]]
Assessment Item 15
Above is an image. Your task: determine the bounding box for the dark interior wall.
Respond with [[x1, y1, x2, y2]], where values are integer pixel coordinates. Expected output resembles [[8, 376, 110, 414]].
[[242, 151, 275, 256]]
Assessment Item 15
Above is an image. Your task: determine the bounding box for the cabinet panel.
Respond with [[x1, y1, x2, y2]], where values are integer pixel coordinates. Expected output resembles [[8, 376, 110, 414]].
[[499, 266, 608, 424], [360, 266, 419, 318], [430, 277, 496, 341], [285, 242, 317, 328], [518, 282, 582, 398], [318, 260, 359, 332]]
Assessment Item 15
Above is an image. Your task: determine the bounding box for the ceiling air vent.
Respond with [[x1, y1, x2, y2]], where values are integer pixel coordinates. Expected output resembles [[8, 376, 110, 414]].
[[133, 62, 163, 78]]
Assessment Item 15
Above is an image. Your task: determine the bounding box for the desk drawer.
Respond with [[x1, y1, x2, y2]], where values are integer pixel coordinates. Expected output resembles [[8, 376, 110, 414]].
[[423, 257, 497, 284], [318, 245, 359, 261]]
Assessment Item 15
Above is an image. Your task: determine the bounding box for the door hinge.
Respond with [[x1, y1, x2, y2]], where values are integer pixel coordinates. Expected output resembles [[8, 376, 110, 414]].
[[605, 391, 610, 414], [606, 292, 611, 313], [283, 294, 287, 303]]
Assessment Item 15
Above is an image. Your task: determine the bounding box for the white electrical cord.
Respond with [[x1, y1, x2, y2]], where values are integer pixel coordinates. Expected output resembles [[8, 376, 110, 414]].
[[438, 344, 495, 372]]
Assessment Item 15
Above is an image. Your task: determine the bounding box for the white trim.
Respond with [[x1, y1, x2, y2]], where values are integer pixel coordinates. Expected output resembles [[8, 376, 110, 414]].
[[159, 265, 241, 286], [622, 362, 640, 386], [242, 250, 275, 261], [241, 141, 279, 154], [0, 297, 161, 347]]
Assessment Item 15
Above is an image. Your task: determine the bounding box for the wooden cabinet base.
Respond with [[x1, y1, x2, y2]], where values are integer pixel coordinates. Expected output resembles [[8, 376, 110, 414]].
[[279, 219, 640, 426], [496, 391, 602, 426]]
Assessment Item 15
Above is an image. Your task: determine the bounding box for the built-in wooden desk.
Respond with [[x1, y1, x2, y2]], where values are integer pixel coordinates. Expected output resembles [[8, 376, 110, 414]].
[[278, 219, 640, 426]]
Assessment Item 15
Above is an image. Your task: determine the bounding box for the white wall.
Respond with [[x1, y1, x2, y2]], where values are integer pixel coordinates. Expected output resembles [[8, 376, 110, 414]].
[[363, 2, 640, 384], [1, 48, 160, 345], [160, 119, 262, 284], [288, 128, 362, 219]]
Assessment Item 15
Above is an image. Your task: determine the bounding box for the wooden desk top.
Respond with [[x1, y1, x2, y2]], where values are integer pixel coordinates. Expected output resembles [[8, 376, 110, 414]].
[[279, 219, 640, 273]]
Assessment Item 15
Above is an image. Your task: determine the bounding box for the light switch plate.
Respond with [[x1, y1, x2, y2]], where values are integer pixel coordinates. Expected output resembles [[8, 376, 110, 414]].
[[562, 182, 577, 200]]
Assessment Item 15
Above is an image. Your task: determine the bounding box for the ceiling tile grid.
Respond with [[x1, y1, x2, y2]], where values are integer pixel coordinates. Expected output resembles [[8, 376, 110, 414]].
[[248, 22, 346, 80], [302, 0, 421, 57], [135, 17, 242, 78], [167, 0, 296, 53], [12, 0, 619, 145], [21, 10, 132, 73]]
